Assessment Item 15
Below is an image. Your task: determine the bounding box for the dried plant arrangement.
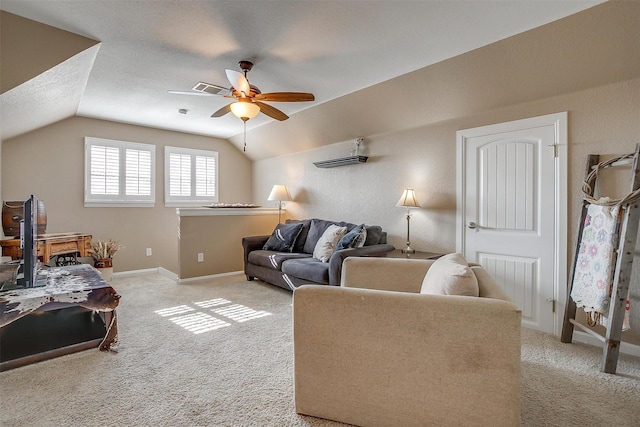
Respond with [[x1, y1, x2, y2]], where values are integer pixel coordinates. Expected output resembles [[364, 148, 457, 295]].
[[90, 239, 124, 261]]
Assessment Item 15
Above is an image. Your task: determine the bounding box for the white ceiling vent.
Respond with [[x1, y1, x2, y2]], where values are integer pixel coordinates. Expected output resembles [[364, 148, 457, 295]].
[[192, 82, 228, 95]]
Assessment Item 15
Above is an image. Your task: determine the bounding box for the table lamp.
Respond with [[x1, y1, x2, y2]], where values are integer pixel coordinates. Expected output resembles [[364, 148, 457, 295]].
[[396, 188, 420, 254], [268, 185, 292, 223]]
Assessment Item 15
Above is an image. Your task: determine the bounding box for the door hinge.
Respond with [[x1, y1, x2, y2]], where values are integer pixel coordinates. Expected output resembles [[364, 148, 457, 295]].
[[551, 144, 558, 157], [547, 298, 556, 313]]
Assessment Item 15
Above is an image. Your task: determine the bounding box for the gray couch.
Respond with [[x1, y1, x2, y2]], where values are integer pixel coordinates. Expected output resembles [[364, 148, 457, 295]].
[[242, 218, 394, 290]]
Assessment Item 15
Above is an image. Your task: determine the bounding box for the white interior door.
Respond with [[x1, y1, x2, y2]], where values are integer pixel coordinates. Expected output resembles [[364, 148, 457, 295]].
[[456, 113, 567, 335]]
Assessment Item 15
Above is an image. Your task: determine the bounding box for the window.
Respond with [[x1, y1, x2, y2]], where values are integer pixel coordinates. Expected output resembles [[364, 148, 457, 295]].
[[165, 146, 218, 206], [85, 137, 155, 207]]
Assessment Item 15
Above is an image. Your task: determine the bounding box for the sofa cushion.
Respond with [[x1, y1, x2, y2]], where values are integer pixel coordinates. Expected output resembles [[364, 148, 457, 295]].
[[420, 253, 479, 296], [285, 219, 313, 253], [363, 225, 384, 246], [303, 219, 356, 254], [248, 250, 312, 270], [263, 222, 304, 252], [282, 258, 330, 285], [336, 224, 367, 250], [313, 224, 348, 262]]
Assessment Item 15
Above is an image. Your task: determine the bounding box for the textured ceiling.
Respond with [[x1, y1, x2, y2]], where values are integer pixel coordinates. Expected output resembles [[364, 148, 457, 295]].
[[0, 0, 603, 158]]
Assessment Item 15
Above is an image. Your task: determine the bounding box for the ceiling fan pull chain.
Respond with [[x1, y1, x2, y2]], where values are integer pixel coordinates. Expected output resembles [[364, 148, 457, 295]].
[[243, 120, 247, 152]]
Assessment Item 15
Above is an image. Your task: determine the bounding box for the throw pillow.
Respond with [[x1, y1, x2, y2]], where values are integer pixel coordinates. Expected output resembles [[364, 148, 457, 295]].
[[286, 219, 312, 253], [313, 224, 348, 262], [303, 219, 357, 253], [262, 222, 304, 252], [420, 253, 479, 296], [363, 225, 384, 246], [336, 224, 367, 250]]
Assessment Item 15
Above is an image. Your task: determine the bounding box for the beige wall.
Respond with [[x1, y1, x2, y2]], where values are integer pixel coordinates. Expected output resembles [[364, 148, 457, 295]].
[[0, 11, 98, 94], [1, 0, 638, 350], [236, 1, 640, 161], [250, 1, 640, 346], [254, 77, 640, 344], [178, 212, 279, 279], [2, 116, 252, 273]]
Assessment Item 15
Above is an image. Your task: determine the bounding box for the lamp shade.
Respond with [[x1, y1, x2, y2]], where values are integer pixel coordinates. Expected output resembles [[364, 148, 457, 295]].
[[396, 188, 420, 208], [230, 101, 260, 120], [268, 185, 292, 202]]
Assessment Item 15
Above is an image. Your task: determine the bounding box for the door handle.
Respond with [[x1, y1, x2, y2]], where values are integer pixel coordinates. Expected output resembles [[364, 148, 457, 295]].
[[468, 221, 479, 229]]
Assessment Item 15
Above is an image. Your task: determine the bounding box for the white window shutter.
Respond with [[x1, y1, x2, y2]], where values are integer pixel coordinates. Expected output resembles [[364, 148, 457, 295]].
[[169, 153, 192, 196], [85, 137, 155, 207], [126, 149, 152, 196], [195, 155, 216, 197], [165, 147, 218, 206], [90, 145, 120, 195]]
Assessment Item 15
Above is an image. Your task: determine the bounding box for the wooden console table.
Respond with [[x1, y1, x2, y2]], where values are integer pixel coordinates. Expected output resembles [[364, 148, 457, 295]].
[[0, 233, 92, 262]]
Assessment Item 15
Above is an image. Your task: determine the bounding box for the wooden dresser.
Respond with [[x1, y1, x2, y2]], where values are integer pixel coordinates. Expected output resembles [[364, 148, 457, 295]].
[[0, 233, 92, 262]]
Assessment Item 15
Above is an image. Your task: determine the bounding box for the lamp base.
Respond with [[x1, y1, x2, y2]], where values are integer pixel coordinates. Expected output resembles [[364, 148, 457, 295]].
[[401, 246, 415, 254]]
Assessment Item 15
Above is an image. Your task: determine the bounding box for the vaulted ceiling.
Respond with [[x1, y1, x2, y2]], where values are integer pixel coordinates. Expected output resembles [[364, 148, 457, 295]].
[[0, 1, 607, 159]]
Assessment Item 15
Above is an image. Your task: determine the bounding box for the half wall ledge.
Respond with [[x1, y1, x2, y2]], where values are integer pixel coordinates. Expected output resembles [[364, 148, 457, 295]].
[[176, 208, 281, 217], [176, 208, 281, 280]]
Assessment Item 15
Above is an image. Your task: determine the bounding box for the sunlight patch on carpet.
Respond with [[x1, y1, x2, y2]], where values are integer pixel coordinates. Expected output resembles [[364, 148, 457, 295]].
[[168, 312, 231, 334], [154, 305, 195, 317], [213, 304, 272, 323], [194, 298, 231, 308], [154, 299, 272, 334]]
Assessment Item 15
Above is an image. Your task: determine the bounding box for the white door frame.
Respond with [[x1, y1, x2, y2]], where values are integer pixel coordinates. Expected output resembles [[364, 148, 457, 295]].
[[456, 112, 568, 336]]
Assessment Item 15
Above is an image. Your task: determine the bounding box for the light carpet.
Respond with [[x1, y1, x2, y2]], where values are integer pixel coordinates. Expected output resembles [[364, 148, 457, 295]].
[[1, 273, 639, 426]]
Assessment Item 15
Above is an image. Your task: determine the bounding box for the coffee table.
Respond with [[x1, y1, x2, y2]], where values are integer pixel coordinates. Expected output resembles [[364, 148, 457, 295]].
[[0, 264, 120, 371]]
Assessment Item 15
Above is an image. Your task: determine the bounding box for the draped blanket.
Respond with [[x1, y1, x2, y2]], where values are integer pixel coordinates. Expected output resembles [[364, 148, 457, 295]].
[[0, 264, 120, 350], [571, 203, 630, 330]]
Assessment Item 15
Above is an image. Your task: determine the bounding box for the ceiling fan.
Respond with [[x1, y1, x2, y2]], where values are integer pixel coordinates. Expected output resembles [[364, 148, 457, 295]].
[[169, 60, 315, 122]]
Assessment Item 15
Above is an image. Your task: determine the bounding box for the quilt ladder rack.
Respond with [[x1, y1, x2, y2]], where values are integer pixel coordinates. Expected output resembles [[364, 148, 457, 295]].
[[561, 144, 640, 374]]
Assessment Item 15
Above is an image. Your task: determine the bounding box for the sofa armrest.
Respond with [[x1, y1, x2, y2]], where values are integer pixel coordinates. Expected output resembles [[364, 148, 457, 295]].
[[340, 256, 434, 293], [242, 235, 270, 262], [293, 285, 522, 427], [327, 244, 395, 286]]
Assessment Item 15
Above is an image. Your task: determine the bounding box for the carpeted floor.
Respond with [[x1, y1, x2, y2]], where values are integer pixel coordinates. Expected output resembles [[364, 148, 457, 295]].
[[1, 273, 639, 426]]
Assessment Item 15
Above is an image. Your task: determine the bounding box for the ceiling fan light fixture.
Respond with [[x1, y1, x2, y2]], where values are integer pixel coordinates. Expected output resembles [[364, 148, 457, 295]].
[[230, 101, 260, 121]]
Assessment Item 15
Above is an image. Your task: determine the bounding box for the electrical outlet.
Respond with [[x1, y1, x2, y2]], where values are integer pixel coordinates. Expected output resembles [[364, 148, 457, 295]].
[[197, 253, 204, 262], [146, 248, 152, 256]]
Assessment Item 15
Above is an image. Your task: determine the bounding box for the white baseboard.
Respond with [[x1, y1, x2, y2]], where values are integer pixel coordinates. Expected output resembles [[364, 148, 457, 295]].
[[158, 267, 178, 281], [112, 267, 162, 278], [177, 270, 244, 284], [110, 267, 241, 284], [572, 331, 640, 358]]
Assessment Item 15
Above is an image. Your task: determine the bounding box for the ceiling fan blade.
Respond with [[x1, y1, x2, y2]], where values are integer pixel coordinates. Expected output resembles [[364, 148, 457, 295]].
[[211, 104, 232, 118], [255, 101, 289, 121], [168, 90, 215, 96], [225, 69, 251, 97], [254, 92, 315, 102]]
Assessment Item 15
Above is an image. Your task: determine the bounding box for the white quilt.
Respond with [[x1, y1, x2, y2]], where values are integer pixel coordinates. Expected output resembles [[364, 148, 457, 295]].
[[571, 203, 630, 330]]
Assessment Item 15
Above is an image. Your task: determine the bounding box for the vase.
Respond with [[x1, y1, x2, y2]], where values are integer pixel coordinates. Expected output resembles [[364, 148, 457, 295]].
[[95, 258, 113, 281]]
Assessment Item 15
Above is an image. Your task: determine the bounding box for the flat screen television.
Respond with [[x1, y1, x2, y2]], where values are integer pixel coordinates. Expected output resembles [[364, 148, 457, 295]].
[[22, 196, 39, 287], [14, 195, 45, 288]]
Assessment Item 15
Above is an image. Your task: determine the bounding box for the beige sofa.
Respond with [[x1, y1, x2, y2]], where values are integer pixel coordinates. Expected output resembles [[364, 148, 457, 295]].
[[293, 256, 522, 427]]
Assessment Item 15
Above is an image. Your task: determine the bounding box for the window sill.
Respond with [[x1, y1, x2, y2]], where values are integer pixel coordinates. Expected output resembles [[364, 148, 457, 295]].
[[84, 202, 155, 208]]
